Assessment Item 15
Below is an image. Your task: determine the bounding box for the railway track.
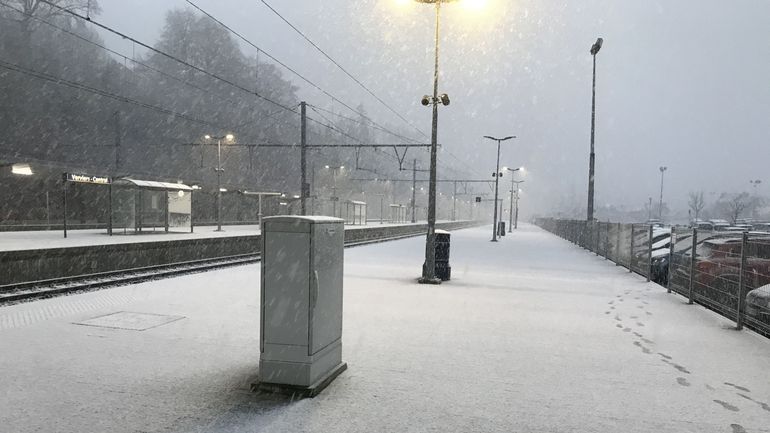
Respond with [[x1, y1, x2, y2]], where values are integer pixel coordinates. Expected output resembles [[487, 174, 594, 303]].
[[0, 230, 430, 304]]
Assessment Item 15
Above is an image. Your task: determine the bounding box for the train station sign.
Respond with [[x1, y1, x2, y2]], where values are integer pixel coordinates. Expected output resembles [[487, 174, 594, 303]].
[[64, 172, 111, 185]]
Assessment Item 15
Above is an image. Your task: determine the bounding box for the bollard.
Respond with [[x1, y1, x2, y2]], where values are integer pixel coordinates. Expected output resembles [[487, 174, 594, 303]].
[[647, 225, 653, 282], [688, 228, 698, 304], [736, 232, 748, 330]]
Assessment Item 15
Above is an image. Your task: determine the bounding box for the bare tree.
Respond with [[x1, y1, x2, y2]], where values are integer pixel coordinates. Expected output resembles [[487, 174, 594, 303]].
[[725, 192, 750, 224], [2, 0, 99, 42], [688, 191, 705, 222]]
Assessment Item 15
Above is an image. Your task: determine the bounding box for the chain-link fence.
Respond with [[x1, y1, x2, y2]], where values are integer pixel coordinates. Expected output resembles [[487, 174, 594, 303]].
[[536, 218, 770, 337]]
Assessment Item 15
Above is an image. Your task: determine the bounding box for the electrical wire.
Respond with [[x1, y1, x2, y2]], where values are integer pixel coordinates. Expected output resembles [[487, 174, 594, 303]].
[[184, 0, 425, 146], [256, 0, 429, 141]]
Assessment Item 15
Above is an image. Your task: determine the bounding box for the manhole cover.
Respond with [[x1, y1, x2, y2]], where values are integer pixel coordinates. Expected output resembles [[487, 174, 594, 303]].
[[74, 311, 185, 331]]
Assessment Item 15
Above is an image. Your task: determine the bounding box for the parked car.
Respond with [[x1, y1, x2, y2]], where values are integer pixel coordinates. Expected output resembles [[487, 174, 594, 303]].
[[746, 284, 770, 319], [672, 235, 770, 300]]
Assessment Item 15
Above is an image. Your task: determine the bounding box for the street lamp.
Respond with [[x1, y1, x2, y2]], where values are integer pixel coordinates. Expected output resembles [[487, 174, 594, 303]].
[[658, 166, 667, 220], [1, 162, 34, 176], [512, 181, 524, 230], [204, 133, 235, 231], [587, 37, 603, 222], [411, 0, 459, 284], [503, 166, 524, 232], [484, 135, 516, 241]]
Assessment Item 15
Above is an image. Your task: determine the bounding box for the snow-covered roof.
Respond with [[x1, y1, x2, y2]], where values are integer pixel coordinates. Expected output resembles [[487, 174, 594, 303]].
[[115, 178, 192, 191]]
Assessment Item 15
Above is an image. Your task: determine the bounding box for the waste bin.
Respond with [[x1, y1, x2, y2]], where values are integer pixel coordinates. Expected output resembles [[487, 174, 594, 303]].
[[498, 221, 506, 236], [422, 229, 451, 281], [254, 216, 347, 397]]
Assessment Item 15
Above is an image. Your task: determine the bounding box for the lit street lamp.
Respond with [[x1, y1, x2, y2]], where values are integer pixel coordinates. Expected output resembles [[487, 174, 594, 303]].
[[512, 182, 524, 229], [484, 135, 516, 241], [412, 0, 457, 284], [503, 165, 525, 232], [658, 166, 667, 220], [587, 37, 603, 222], [204, 133, 234, 231]]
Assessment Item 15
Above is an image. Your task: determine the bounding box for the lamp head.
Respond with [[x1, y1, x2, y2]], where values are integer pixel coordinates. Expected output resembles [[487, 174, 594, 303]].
[[421, 95, 431, 106], [590, 37, 603, 55]]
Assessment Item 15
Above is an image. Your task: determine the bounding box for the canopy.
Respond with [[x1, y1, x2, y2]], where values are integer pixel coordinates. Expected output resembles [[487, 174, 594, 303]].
[[115, 178, 192, 191]]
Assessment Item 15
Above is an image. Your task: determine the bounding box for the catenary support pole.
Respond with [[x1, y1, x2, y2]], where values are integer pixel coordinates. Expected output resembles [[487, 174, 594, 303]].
[[300, 101, 307, 215]]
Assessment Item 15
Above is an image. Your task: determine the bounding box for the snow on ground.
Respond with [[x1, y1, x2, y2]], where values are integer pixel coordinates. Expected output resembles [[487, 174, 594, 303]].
[[0, 220, 436, 251], [1, 224, 769, 433]]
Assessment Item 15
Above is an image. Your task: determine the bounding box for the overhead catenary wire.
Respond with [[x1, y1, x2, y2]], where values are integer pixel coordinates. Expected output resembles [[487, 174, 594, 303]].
[[36, 0, 417, 150], [256, 0, 430, 141], [183, 0, 425, 146], [0, 59, 223, 128], [2, 2, 299, 132]]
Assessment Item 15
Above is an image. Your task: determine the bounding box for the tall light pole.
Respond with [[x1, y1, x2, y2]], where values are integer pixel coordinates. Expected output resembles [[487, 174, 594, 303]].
[[587, 37, 603, 222], [503, 166, 524, 232], [513, 182, 524, 229], [658, 166, 667, 221], [414, 0, 454, 284], [484, 135, 515, 241], [204, 133, 234, 231]]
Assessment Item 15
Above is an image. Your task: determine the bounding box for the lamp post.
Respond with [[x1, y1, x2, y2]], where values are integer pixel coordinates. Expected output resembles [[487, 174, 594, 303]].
[[512, 181, 524, 229], [587, 37, 603, 222], [413, 0, 454, 284], [204, 134, 234, 231], [658, 166, 667, 221], [503, 167, 524, 232], [325, 165, 344, 218], [484, 135, 516, 241]]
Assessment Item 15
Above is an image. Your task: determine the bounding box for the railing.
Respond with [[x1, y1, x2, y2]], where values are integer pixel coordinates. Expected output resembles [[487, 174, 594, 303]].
[[535, 218, 770, 337]]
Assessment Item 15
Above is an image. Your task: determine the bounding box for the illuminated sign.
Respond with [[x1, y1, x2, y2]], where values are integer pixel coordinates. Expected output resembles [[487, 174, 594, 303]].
[[64, 173, 111, 184]]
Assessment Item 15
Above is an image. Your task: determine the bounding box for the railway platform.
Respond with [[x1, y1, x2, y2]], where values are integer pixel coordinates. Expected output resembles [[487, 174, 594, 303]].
[[1, 225, 770, 433]]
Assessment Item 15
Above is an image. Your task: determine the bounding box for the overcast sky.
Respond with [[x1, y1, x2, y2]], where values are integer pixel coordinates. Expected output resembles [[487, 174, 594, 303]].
[[97, 0, 770, 218]]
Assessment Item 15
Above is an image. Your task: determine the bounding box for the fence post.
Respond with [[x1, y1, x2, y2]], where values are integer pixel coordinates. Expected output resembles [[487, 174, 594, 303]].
[[667, 228, 675, 293], [629, 224, 635, 273], [736, 232, 748, 330], [615, 222, 621, 266], [594, 221, 599, 254], [647, 225, 653, 282], [688, 228, 697, 305], [605, 222, 610, 260]]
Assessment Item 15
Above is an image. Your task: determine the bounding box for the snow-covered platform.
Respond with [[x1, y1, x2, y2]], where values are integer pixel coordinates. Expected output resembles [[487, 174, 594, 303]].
[[0, 222, 423, 252], [1, 225, 769, 433]]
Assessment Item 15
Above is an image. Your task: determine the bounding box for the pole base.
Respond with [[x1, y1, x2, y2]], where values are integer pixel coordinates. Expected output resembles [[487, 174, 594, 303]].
[[490, 239, 498, 242]]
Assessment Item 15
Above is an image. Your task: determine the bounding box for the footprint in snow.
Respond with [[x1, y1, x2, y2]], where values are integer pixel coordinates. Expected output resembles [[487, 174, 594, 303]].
[[713, 400, 740, 412]]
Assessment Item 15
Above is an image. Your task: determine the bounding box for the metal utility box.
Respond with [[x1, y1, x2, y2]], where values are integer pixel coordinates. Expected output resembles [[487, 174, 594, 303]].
[[256, 216, 347, 397]]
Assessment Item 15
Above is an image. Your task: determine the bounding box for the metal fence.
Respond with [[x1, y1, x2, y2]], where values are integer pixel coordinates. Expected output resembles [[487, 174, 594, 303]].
[[536, 218, 770, 337], [537, 218, 654, 280]]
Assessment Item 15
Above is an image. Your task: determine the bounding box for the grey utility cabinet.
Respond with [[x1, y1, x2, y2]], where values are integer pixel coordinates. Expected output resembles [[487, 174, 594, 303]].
[[256, 216, 347, 396]]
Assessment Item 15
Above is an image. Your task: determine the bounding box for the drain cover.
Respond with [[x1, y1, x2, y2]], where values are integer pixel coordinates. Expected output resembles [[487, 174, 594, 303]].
[[74, 311, 184, 331]]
